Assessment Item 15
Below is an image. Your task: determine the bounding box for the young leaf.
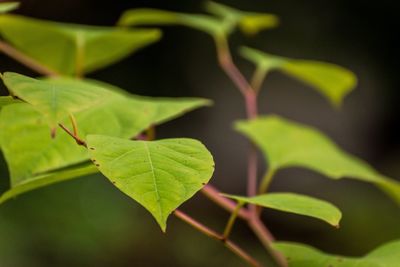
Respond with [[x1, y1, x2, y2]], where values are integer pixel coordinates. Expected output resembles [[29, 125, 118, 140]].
[[223, 193, 342, 227], [87, 135, 215, 231], [273, 239, 400, 267], [0, 15, 161, 75], [1, 72, 112, 132], [240, 46, 357, 106], [204, 1, 279, 35], [0, 92, 210, 194], [0, 2, 19, 13], [235, 115, 400, 204]]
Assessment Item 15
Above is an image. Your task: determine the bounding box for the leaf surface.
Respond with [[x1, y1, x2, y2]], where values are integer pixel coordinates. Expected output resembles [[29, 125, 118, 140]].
[[0, 2, 19, 13], [224, 193, 342, 227], [235, 115, 400, 204], [87, 135, 215, 231]]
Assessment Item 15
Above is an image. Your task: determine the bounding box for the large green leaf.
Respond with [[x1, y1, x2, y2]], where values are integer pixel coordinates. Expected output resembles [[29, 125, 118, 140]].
[[273, 240, 400, 267], [87, 135, 215, 231], [0, 88, 210, 194], [0, 95, 20, 108], [0, 14, 161, 75], [240, 46, 357, 106], [224, 193, 342, 227], [118, 2, 278, 37], [1, 72, 112, 132], [0, 2, 19, 14], [235, 115, 400, 204]]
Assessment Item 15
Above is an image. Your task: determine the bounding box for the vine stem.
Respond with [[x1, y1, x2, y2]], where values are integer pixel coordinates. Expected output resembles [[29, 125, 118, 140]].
[[174, 210, 262, 267], [0, 40, 59, 77]]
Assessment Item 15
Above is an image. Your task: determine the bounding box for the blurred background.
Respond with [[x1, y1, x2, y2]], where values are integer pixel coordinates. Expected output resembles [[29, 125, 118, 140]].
[[1, 0, 400, 266]]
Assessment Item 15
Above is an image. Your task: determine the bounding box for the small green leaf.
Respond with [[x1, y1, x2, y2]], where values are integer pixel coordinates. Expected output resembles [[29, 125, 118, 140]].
[[205, 1, 279, 35], [0, 15, 161, 75], [0, 86, 210, 194], [87, 135, 215, 231], [0, 2, 19, 13], [1, 72, 112, 132], [273, 240, 400, 267], [240, 46, 357, 106], [0, 95, 20, 108], [235, 115, 400, 204], [223, 193, 342, 227]]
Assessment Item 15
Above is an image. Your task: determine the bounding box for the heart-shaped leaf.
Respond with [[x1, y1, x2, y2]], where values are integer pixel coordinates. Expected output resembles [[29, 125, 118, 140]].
[[273, 240, 400, 267], [0, 2, 19, 13], [224, 193, 342, 227], [0, 90, 210, 199], [235, 115, 400, 204], [0, 15, 161, 75], [1, 72, 113, 132], [87, 135, 215, 231], [240, 46, 357, 106]]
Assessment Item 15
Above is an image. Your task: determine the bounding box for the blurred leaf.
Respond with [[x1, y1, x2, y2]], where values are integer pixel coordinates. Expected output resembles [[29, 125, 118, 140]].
[[273, 240, 400, 267], [235, 115, 400, 204], [0, 96, 20, 108], [118, 2, 278, 37], [0, 86, 210, 191], [205, 1, 279, 35], [240, 46, 357, 106], [0, 2, 19, 14], [0, 163, 98, 205], [0, 15, 161, 75], [87, 135, 215, 231], [1, 72, 112, 132], [223, 193, 342, 227]]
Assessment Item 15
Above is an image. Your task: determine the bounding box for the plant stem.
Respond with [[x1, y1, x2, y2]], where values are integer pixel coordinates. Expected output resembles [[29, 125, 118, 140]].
[[258, 169, 276, 195], [0, 40, 59, 77], [201, 184, 249, 219], [222, 202, 244, 240], [58, 123, 87, 147], [174, 209, 262, 267]]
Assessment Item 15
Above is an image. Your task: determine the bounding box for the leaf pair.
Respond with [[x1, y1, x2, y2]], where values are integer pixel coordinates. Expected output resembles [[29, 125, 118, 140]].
[[274, 239, 400, 267], [0, 15, 161, 76]]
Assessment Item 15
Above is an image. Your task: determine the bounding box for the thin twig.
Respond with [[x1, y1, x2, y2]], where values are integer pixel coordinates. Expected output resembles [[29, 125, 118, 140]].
[[174, 210, 262, 267], [0, 40, 59, 77], [58, 123, 87, 147]]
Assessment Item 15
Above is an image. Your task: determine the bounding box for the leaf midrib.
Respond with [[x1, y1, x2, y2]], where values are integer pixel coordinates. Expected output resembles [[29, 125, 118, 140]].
[[143, 142, 162, 219]]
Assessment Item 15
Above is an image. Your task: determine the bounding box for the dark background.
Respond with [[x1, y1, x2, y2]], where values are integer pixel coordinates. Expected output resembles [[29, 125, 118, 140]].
[[1, 1, 400, 266]]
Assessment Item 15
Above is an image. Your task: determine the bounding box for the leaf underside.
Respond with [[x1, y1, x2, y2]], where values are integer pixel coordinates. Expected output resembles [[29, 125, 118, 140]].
[[87, 135, 215, 231]]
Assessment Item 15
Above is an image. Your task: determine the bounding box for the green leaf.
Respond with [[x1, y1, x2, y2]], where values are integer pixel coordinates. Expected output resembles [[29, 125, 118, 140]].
[[205, 1, 279, 35], [223, 193, 342, 227], [235, 115, 400, 204], [273, 240, 400, 267], [0, 86, 210, 191], [240, 46, 357, 106], [0, 15, 161, 75], [86, 135, 215, 231], [0, 2, 19, 14], [1, 72, 112, 132], [0, 163, 98, 205], [118, 2, 278, 37], [0, 95, 20, 108]]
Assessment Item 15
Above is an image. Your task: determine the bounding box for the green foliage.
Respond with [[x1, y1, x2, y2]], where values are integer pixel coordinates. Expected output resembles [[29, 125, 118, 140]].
[[118, 1, 277, 37], [0, 15, 161, 76], [224, 193, 342, 227], [0, 2, 19, 14], [240, 46, 357, 106], [0, 95, 20, 108], [273, 240, 400, 267], [235, 115, 400, 204], [87, 135, 215, 231]]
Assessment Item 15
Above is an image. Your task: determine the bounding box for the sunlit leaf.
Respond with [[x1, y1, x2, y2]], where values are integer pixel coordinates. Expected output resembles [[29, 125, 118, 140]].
[[0, 86, 210, 190], [240, 46, 357, 106], [87, 135, 215, 231], [273, 240, 400, 267], [205, 1, 279, 35], [0, 2, 19, 14], [224, 193, 342, 227], [235, 115, 400, 204], [1, 72, 112, 132], [0, 15, 161, 75]]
